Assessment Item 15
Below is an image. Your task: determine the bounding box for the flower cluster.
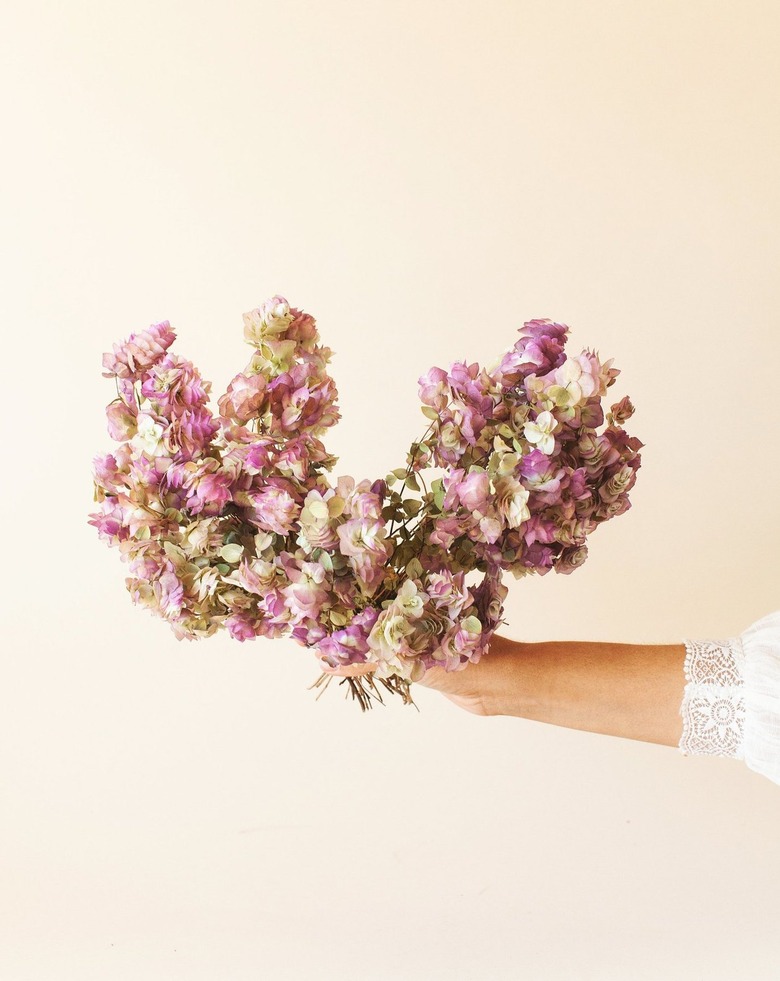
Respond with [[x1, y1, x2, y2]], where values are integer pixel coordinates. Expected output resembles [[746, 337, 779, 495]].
[[89, 297, 643, 708]]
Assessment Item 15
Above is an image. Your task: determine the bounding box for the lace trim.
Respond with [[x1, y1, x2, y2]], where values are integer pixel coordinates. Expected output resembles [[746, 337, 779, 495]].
[[678, 637, 746, 759]]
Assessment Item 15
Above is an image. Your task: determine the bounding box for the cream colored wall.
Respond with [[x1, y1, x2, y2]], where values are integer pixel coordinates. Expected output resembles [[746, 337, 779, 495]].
[[2, 1, 779, 978]]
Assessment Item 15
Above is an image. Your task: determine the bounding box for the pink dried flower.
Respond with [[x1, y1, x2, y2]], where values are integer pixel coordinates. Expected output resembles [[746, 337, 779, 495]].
[[285, 308, 318, 346], [608, 396, 635, 426], [273, 437, 313, 482], [242, 296, 295, 347], [189, 468, 233, 517], [218, 372, 268, 423], [226, 612, 263, 642], [140, 353, 213, 413], [266, 362, 341, 437], [105, 401, 137, 441], [555, 544, 589, 574], [90, 297, 642, 703], [102, 321, 176, 380], [424, 570, 471, 616], [244, 484, 301, 536], [494, 319, 568, 389], [156, 568, 185, 617], [162, 407, 220, 461], [297, 486, 341, 551], [456, 470, 490, 512], [471, 574, 508, 630], [418, 367, 449, 410], [91, 452, 127, 498], [447, 361, 495, 415], [87, 498, 128, 543], [280, 559, 330, 624]]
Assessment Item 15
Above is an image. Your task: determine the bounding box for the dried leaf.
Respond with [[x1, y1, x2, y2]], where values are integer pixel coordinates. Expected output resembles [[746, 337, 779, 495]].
[[406, 557, 424, 579], [327, 497, 346, 518]]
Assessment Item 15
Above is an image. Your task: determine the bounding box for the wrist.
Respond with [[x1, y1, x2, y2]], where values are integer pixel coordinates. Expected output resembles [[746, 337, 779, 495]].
[[480, 636, 545, 719]]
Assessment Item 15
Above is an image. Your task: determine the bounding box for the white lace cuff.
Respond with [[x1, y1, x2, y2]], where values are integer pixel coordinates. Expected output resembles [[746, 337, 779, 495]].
[[678, 637, 746, 759]]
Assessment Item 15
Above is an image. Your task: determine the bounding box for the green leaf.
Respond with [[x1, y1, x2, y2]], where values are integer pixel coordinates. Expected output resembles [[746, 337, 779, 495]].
[[402, 498, 422, 517], [385, 472, 397, 486], [392, 468, 408, 480], [163, 541, 184, 560], [318, 550, 334, 572], [421, 405, 439, 420], [218, 543, 244, 564], [405, 473, 420, 492]]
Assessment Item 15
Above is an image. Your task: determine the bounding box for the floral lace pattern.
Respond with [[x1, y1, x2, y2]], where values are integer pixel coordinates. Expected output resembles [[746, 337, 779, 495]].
[[678, 637, 746, 759]]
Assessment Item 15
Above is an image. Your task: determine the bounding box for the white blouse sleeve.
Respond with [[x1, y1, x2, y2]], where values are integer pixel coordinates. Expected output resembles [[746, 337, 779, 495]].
[[678, 610, 780, 785]]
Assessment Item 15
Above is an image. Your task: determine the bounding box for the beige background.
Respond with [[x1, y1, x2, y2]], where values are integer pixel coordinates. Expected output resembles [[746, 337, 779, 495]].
[[2, 1, 779, 978]]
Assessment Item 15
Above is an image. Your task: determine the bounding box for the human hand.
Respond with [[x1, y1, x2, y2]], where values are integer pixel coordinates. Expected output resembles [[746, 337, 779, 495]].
[[322, 655, 500, 716]]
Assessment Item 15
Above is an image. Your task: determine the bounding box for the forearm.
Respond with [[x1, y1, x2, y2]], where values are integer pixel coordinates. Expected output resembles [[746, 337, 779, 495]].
[[483, 634, 687, 748]]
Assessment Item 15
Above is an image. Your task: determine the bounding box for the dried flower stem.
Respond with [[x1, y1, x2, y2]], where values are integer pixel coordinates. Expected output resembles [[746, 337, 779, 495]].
[[307, 671, 420, 712]]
